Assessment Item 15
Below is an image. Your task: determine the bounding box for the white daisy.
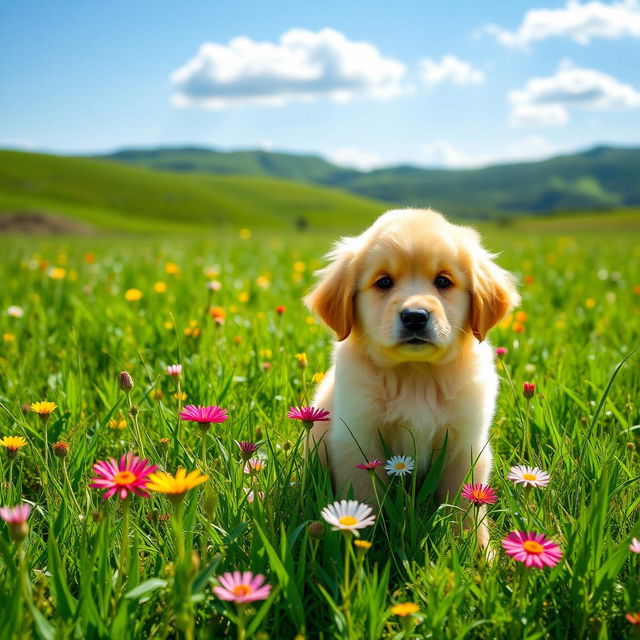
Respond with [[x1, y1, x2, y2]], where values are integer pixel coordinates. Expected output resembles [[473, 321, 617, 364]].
[[7, 306, 23, 318], [507, 465, 550, 488], [385, 455, 415, 477], [320, 500, 375, 536]]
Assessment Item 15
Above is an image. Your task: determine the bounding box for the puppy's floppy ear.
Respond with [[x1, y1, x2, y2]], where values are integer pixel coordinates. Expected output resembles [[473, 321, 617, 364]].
[[469, 247, 520, 342], [305, 237, 359, 341]]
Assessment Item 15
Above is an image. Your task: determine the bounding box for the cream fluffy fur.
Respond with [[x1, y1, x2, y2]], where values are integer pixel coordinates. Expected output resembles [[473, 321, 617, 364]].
[[305, 208, 519, 546]]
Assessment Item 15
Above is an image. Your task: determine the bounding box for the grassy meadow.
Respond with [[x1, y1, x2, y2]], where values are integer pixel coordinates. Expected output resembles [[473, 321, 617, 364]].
[[0, 215, 639, 639]]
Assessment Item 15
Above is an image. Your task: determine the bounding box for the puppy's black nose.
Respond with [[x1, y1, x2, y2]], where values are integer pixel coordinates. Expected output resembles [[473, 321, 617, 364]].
[[400, 308, 430, 331]]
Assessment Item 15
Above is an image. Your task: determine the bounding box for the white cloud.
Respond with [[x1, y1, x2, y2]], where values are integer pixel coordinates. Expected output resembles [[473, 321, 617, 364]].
[[509, 61, 640, 126], [170, 28, 407, 109], [484, 0, 640, 49], [327, 147, 385, 171], [419, 55, 485, 86], [421, 136, 556, 168]]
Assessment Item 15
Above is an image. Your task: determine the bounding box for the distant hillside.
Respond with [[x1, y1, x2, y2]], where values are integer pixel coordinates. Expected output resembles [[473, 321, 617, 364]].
[[0, 151, 384, 232], [101, 145, 640, 218]]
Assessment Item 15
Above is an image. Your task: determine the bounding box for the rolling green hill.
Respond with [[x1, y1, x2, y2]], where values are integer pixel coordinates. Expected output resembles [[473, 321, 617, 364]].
[[0, 151, 385, 232], [101, 145, 640, 218]]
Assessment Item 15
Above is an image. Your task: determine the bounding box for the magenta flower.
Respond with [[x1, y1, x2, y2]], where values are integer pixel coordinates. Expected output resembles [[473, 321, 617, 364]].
[[502, 531, 562, 568], [235, 440, 261, 461], [90, 453, 157, 500], [0, 503, 32, 541], [179, 404, 228, 424], [213, 571, 271, 603], [288, 406, 331, 429], [495, 347, 508, 358], [461, 482, 497, 505], [356, 460, 383, 470], [166, 364, 182, 377], [523, 382, 535, 399]]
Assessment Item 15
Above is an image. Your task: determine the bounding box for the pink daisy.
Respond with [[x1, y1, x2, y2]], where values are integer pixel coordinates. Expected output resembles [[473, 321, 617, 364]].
[[0, 503, 31, 541], [495, 347, 508, 358], [630, 537, 640, 553], [502, 531, 562, 568], [166, 364, 182, 377], [179, 404, 228, 424], [244, 458, 266, 474], [356, 460, 383, 470], [461, 482, 497, 505], [213, 571, 271, 604], [235, 440, 261, 461], [288, 406, 331, 424], [90, 453, 157, 500]]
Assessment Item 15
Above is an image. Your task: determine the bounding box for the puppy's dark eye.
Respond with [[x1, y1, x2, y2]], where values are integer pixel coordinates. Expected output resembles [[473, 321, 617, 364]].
[[375, 276, 394, 290], [434, 275, 452, 290]]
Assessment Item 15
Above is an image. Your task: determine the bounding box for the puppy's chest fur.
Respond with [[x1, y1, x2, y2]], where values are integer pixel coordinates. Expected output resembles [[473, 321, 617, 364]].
[[333, 344, 490, 469]]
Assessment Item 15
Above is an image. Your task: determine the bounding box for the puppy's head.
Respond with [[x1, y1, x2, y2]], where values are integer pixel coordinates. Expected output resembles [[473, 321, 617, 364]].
[[306, 209, 519, 365]]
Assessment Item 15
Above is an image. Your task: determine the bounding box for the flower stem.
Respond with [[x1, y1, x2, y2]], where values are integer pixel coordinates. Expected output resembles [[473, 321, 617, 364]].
[[115, 499, 131, 593], [62, 458, 83, 516]]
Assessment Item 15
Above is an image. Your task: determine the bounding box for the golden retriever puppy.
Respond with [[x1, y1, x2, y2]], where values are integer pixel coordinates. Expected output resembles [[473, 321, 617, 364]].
[[305, 208, 519, 547]]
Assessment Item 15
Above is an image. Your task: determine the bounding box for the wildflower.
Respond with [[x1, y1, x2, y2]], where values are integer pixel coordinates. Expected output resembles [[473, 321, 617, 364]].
[[119, 371, 134, 392], [461, 482, 497, 505], [90, 454, 157, 500], [124, 288, 143, 301], [179, 405, 228, 433], [523, 382, 535, 399], [158, 437, 171, 451], [154, 282, 167, 293], [293, 261, 305, 273], [239, 228, 251, 240], [53, 441, 69, 458], [288, 406, 331, 430], [0, 436, 27, 458], [7, 306, 23, 318], [294, 352, 308, 368], [523, 275, 535, 285], [108, 417, 127, 430], [164, 321, 174, 330], [209, 306, 226, 321], [275, 305, 286, 315], [207, 280, 222, 292], [0, 503, 31, 542], [83, 252, 96, 263], [356, 460, 383, 470], [320, 500, 375, 536], [508, 465, 550, 488], [385, 455, 415, 477], [312, 372, 325, 384], [243, 458, 266, 474], [308, 521, 325, 540], [213, 571, 271, 604], [146, 468, 208, 501], [630, 538, 640, 554], [626, 613, 640, 625], [235, 440, 261, 461], [165, 262, 180, 275], [354, 540, 372, 550], [495, 347, 507, 358], [502, 531, 562, 568], [391, 603, 420, 617], [261, 362, 271, 371], [173, 391, 187, 401], [31, 401, 57, 418], [164, 365, 182, 379], [48, 267, 66, 280], [3, 333, 15, 342]]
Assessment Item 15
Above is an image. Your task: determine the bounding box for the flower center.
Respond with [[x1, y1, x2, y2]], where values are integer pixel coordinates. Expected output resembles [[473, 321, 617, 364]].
[[113, 470, 136, 485], [232, 584, 251, 597], [472, 490, 487, 500], [522, 473, 537, 481], [522, 540, 544, 554], [395, 463, 406, 470], [339, 516, 358, 526]]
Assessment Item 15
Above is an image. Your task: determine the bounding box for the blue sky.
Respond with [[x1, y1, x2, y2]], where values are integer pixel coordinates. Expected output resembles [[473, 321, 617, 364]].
[[2, 0, 639, 168]]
